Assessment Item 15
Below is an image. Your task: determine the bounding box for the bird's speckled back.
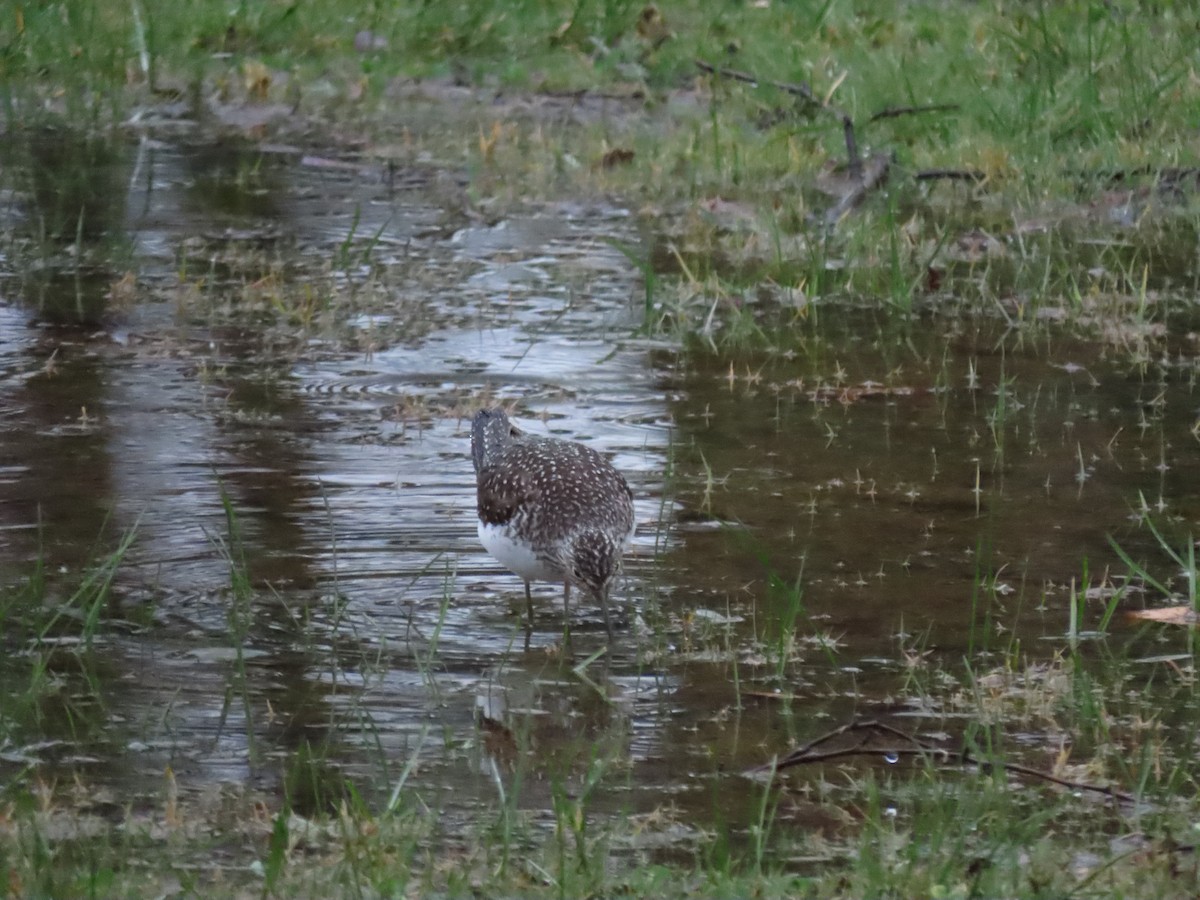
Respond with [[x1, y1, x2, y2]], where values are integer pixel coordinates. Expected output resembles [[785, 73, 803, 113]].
[[471, 408, 634, 553]]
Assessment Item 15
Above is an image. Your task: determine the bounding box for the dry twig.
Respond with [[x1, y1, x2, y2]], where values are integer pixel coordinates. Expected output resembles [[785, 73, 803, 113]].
[[696, 60, 862, 180], [758, 717, 1139, 807]]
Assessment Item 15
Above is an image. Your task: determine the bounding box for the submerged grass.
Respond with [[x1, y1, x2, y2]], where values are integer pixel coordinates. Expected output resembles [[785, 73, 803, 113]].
[[0, 521, 139, 747], [2, 513, 1200, 895], [3, 681, 1200, 898]]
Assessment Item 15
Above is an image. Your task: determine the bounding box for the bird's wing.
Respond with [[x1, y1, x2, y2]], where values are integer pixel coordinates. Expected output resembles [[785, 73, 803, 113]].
[[476, 465, 542, 526]]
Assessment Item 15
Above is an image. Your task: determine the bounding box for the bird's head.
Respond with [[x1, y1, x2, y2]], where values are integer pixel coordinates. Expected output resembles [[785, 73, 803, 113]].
[[471, 407, 523, 473]]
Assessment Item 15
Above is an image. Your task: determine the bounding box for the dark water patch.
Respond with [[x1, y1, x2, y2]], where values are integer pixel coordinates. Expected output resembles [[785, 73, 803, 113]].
[[662, 313, 1200, 663], [13, 128, 129, 243]]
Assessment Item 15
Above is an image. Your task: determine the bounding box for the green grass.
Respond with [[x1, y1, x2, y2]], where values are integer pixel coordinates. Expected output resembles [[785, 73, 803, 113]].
[[6, 2, 1196, 179], [4, 2, 1198, 350], [0, 522, 139, 750]]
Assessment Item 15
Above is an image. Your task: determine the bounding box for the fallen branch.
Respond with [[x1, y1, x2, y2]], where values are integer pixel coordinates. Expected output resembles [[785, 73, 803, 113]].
[[696, 59, 861, 180], [868, 103, 959, 123], [915, 168, 988, 183], [1081, 166, 1200, 186], [694, 59, 823, 107], [757, 717, 1139, 806]]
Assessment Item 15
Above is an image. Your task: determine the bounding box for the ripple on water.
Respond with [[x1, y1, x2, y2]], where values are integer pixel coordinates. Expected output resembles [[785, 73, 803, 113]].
[[0, 140, 697, 835]]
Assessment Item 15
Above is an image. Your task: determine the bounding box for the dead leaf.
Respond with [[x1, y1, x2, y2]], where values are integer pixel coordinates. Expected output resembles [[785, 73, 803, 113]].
[[107, 272, 138, 308], [479, 121, 503, 162], [637, 5, 672, 47], [1126, 605, 1200, 626], [242, 60, 271, 100], [599, 147, 635, 168]]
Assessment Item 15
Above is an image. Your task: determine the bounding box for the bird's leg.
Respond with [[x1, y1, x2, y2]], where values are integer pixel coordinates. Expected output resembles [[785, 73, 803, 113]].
[[524, 581, 534, 631], [560, 581, 573, 644], [600, 585, 612, 638]]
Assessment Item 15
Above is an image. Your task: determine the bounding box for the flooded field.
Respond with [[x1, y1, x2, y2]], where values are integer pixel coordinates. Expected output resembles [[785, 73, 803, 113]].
[[2, 126, 1200, 867]]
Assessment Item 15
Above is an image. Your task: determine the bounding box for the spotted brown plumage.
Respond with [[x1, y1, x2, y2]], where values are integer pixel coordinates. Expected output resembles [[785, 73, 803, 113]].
[[470, 407, 635, 636]]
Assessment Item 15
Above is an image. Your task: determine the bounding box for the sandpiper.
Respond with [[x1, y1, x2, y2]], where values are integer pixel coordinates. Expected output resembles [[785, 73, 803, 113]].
[[470, 407, 635, 636]]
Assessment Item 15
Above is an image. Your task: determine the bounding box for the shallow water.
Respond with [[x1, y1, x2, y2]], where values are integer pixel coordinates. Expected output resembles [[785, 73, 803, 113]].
[[1, 128, 1199, 848]]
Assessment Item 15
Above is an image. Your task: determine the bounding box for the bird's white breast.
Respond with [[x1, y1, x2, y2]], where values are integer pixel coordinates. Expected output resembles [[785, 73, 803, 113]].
[[478, 520, 564, 583]]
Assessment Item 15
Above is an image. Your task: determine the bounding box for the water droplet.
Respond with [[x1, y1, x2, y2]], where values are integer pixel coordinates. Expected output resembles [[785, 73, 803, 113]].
[[884, 752, 899, 764]]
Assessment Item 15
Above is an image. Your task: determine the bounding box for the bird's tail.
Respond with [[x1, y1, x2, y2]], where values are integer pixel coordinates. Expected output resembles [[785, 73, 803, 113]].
[[570, 529, 622, 596]]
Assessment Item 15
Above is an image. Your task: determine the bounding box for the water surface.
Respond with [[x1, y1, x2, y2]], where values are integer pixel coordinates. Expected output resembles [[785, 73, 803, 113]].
[[1, 129, 1198, 850]]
